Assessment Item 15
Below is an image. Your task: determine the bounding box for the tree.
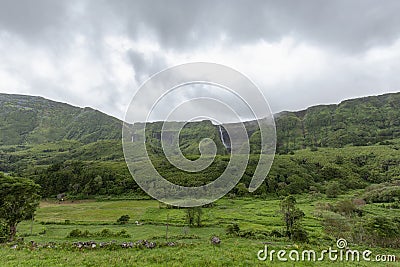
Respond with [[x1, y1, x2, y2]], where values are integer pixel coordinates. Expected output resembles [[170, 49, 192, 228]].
[[280, 195, 307, 241], [0, 174, 41, 241]]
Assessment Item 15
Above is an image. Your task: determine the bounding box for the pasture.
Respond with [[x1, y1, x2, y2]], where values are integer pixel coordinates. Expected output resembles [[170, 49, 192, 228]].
[[1, 195, 399, 266]]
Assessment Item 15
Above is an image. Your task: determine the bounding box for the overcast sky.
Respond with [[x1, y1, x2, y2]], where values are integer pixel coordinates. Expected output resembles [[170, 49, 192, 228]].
[[1, 0, 400, 120]]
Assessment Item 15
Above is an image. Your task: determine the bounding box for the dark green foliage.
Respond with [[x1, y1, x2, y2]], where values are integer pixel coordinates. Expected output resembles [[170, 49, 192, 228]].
[[359, 217, 400, 248], [0, 221, 8, 243], [117, 215, 130, 224], [0, 94, 121, 146], [0, 173, 41, 241], [67, 228, 130, 238], [235, 229, 269, 239], [2, 92, 400, 202], [31, 161, 139, 197], [275, 92, 400, 152], [363, 181, 400, 203], [225, 223, 240, 236], [291, 227, 309, 243], [333, 200, 359, 217], [185, 207, 202, 227], [279, 195, 308, 242], [325, 181, 341, 198]]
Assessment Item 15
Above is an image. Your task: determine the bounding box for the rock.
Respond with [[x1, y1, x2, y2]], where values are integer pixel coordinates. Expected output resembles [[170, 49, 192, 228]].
[[121, 242, 133, 248], [145, 241, 156, 249], [211, 236, 221, 245], [167, 242, 176, 247]]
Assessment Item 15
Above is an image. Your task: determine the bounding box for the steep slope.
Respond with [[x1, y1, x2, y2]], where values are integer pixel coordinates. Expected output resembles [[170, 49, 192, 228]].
[[1, 91, 400, 157], [1, 92, 400, 198], [274, 92, 400, 152], [0, 94, 122, 145]]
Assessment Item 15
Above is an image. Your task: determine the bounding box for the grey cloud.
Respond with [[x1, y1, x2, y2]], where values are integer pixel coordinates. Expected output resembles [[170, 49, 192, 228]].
[[127, 49, 167, 84], [0, 0, 400, 120], [0, 0, 70, 41], [2, 0, 400, 54], [98, 0, 400, 53]]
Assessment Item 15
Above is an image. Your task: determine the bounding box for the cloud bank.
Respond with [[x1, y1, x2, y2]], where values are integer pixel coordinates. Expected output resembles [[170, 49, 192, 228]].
[[0, 0, 399, 120]]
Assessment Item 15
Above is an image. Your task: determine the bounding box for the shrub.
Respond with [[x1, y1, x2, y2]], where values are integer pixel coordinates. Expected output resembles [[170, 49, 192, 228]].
[[363, 185, 400, 203], [292, 227, 309, 243], [325, 181, 341, 198], [67, 229, 86, 238], [98, 228, 113, 237], [185, 207, 202, 227], [225, 223, 240, 236], [39, 227, 47, 235], [0, 221, 8, 243], [362, 216, 400, 247], [115, 229, 130, 238], [334, 200, 357, 217], [67, 228, 131, 238], [117, 215, 130, 224], [237, 230, 269, 239], [270, 229, 283, 238], [322, 212, 351, 240]]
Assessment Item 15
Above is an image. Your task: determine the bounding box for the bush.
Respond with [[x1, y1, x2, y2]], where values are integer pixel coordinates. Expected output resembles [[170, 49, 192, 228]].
[[226, 223, 240, 236], [334, 200, 358, 217], [237, 229, 269, 239], [362, 216, 400, 247], [363, 185, 400, 203], [292, 227, 309, 243], [67, 229, 87, 238], [325, 181, 341, 198], [0, 221, 8, 243], [185, 207, 202, 227], [66, 228, 131, 238], [270, 229, 283, 238], [39, 227, 47, 235], [322, 212, 351, 240], [117, 215, 130, 224], [98, 228, 113, 237]]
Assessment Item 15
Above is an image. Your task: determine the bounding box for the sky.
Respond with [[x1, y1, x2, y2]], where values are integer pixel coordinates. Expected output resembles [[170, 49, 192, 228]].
[[0, 0, 400, 121]]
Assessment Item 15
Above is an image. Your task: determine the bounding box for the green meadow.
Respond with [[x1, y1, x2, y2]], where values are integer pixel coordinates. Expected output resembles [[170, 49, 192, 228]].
[[1, 195, 399, 266]]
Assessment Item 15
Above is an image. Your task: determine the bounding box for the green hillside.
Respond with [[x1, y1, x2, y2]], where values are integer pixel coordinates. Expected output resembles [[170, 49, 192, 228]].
[[0, 94, 122, 145], [275, 92, 400, 152], [2, 92, 400, 154], [1, 92, 400, 201]]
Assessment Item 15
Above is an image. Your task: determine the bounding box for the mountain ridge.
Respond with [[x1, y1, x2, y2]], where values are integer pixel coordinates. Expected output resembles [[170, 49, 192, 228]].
[[1, 91, 400, 152], [0, 93, 122, 146], [1, 92, 400, 198]]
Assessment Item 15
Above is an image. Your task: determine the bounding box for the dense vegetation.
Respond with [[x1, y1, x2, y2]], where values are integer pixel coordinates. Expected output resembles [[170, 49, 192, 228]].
[[1, 92, 400, 202], [275, 92, 400, 152], [0, 174, 41, 241], [1, 92, 400, 265], [0, 94, 121, 146], [1, 141, 399, 203]]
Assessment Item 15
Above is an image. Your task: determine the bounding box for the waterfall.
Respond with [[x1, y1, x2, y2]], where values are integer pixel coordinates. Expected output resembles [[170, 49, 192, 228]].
[[218, 125, 228, 149]]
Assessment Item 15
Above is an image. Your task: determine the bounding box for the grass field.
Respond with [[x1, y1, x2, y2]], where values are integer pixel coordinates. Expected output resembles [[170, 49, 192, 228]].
[[1, 195, 399, 266]]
